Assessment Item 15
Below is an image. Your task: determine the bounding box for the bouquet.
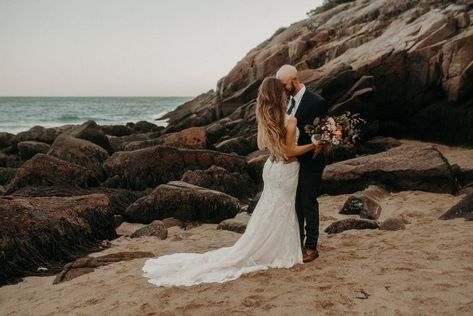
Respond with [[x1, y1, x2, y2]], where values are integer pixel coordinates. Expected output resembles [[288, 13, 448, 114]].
[[304, 111, 365, 157]]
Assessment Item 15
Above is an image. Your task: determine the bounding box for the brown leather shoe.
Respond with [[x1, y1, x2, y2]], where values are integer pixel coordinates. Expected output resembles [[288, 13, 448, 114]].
[[303, 248, 319, 263]]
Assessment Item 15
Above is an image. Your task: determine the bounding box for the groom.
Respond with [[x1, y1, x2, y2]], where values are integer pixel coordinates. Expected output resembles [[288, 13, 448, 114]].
[[276, 65, 328, 263]]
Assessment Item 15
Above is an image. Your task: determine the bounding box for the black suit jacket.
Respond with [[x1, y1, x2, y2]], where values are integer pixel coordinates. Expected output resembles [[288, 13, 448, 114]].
[[294, 88, 328, 172]]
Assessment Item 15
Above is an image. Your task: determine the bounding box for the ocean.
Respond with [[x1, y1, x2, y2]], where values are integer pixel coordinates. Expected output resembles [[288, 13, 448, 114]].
[[0, 96, 193, 134]]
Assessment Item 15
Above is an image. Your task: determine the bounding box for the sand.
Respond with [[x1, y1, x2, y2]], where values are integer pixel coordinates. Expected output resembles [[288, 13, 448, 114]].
[[1, 187, 472, 315]]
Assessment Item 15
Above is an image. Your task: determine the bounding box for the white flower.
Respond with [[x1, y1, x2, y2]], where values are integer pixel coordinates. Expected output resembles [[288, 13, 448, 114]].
[[311, 135, 320, 145]]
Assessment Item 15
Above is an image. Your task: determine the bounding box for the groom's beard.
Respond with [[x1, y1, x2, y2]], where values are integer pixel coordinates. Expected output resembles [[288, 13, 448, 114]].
[[287, 83, 296, 96]]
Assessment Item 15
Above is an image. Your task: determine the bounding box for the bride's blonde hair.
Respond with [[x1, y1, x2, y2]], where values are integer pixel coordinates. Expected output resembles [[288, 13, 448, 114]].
[[256, 77, 287, 162]]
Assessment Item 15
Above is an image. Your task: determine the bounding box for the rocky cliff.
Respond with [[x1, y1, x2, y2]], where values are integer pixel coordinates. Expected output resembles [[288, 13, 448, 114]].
[[162, 0, 473, 146]]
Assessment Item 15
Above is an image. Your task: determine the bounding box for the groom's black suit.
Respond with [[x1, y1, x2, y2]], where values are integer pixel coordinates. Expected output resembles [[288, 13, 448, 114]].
[[293, 88, 328, 250]]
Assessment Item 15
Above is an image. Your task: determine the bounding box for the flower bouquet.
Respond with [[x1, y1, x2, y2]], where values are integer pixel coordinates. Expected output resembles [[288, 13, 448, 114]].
[[304, 111, 365, 158]]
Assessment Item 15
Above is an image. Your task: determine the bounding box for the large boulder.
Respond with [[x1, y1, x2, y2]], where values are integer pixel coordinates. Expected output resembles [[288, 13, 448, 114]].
[[103, 145, 248, 190], [15, 126, 60, 145], [17, 141, 50, 160], [64, 120, 112, 153], [0, 132, 16, 149], [158, 90, 218, 133], [101, 124, 134, 137], [214, 136, 255, 156], [124, 127, 209, 151], [10, 185, 146, 216], [180, 165, 257, 200], [47, 134, 109, 180], [439, 192, 473, 220], [321, 144, 457, 194], [125, 121, 162, 133], [124, 181, 240, 224], [108, 132, 155, 152], [5, 154, 99, 195], [0, 152, 22, 168], [0, 167, 17, 186], [0, 194, 116, 285]]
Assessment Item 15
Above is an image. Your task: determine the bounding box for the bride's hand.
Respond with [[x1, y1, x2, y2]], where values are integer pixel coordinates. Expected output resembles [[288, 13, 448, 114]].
[[283, 156, 298, 164]]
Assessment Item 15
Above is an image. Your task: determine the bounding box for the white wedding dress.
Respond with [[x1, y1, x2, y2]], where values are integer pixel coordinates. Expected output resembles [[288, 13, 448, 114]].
[[142, 115, 302, 287]]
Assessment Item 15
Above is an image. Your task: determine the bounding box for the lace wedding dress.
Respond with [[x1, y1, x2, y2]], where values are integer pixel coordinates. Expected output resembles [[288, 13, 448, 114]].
[[142, 114, 302, 287]]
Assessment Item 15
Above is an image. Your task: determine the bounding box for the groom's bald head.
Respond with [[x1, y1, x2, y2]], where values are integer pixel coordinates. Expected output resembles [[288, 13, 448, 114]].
[[275, 65, 298, 82], [276, 64, 301, 96]]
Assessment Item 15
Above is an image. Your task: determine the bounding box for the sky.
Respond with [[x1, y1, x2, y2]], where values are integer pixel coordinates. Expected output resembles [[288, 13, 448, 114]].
[[0, 0, 322, 97]]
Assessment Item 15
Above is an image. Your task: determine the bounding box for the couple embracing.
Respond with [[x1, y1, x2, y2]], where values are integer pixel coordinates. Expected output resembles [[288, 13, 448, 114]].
[[142, 65, 328, 287]]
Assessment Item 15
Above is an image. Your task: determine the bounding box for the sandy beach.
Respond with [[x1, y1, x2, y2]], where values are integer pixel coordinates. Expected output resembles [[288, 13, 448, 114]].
[[1, 187, 472, 315]]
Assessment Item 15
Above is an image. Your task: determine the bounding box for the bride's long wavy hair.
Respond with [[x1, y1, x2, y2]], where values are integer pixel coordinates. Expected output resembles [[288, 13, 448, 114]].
[[256, 77, 287, 162]]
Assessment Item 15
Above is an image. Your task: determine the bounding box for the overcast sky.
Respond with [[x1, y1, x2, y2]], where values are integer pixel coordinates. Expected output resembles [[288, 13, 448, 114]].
[[0, 0, 322, 97]]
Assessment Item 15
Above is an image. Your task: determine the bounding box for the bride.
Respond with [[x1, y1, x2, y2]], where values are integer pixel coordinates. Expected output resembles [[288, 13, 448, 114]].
[[142, 77, 318, 287]]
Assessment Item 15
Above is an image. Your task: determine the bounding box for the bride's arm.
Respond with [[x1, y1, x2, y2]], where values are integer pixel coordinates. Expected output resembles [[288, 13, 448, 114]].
[[257, 120, 266, 151], [285, 117, 316, 158]]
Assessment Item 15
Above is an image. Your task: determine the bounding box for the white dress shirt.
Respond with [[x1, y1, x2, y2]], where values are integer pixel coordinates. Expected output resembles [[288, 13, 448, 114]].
[[288, 84, 306, 116]]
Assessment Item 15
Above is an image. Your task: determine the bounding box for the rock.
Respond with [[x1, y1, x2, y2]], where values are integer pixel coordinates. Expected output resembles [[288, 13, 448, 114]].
[[126, 121, 162, 133], [101, 124, 134, 137], [5, 154, 99, 195], [108, 132, 155, 152], [181, 165, 257, 200], [160, 127, 209, 149], [0, 167, 17, 186], [180, 0, 473, 146], [354, 137, 402, 156], [130, 220, 168, 239], [439, 192, 473, 220], [340, 185, 389, 220], [64, 120, 112, 153], [124, 127, 209, 151], [159, 91, 217, 133], [455, 12, 470, 29], [10, 185, 146, 216], [17, 141, 50, 159], [53, 251, 154, 284], [247, 191, 262, 214], [0, 132, 16, 149], [16, 126, 60, 145], [324, 218, 379, 234], [115, 222, 146, 236], [217, 212, 251, 233], [0, 152, 22, 168], [161, 217, 184, 228], [321, 145, 457, 195], [247, 154, 270, 184], [0, 194, 116, 285], [379, 217, 406, 231], [124, 181, 240, 224], [103, 145, 249, 190], [214, 137, 255, 156], [113, 214, 123, 227], [47, 134, 109, 180]]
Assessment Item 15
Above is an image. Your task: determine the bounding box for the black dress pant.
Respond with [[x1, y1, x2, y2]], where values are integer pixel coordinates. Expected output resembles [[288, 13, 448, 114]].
[[295, 161, 324, 250]]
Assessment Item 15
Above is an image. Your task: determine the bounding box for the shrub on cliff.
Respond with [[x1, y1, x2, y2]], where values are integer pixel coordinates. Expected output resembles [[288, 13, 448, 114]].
[[307, 0, 356, 16]]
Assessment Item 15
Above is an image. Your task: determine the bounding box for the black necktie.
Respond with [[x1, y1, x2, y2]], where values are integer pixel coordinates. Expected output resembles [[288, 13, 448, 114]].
[[286, 97, 295, 115]]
